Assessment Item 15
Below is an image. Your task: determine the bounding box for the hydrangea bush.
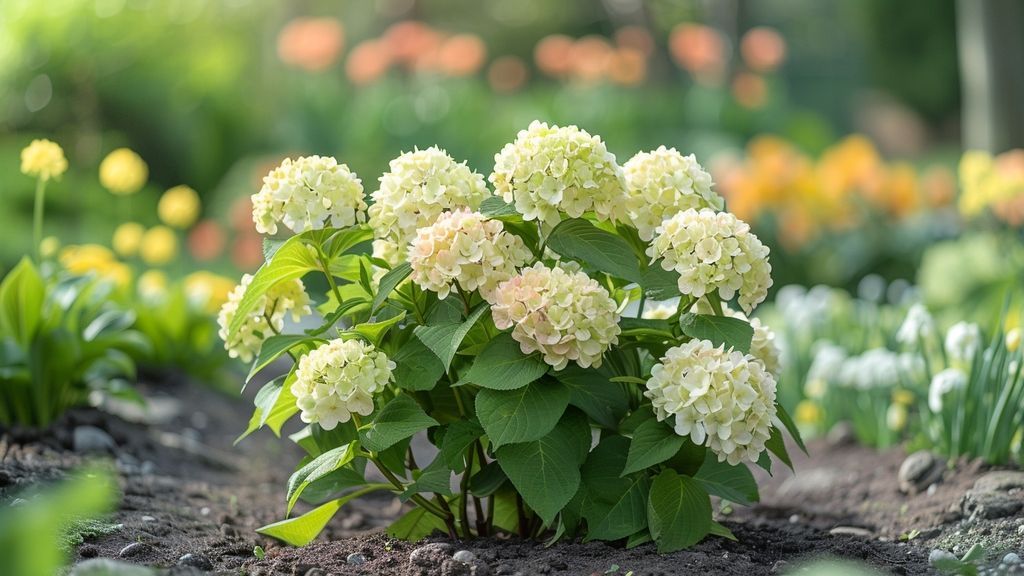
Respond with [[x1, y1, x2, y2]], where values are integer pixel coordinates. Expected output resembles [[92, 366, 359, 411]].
[[223, 122, 803, 551]]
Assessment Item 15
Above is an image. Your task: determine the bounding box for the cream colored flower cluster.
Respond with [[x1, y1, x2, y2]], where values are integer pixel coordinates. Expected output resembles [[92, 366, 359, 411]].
[[623, 146, 723, 241], [694, 300, 781, 378], [252, 155, 366, 235], [490, 121, 627, 226], [216, 275, 312, 363], [648, 208, 772, 314], [409, 209, 532, 301], [369, 147, 489, 265], [645, 339, 778, 465], [490, 263, 621, 370], [291, 339, 395, 430]]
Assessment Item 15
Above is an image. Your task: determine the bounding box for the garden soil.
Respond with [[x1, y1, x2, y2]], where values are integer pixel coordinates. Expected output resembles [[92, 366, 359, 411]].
[[2, 375, 1020, 576]]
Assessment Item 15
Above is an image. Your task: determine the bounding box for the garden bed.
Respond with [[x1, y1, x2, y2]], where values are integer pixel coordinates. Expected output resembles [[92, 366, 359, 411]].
[[4, 377, 1021, 575]]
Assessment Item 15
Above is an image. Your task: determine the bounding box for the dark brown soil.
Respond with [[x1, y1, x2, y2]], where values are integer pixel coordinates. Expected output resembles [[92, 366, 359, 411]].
[[1, 376, 1016, 576]]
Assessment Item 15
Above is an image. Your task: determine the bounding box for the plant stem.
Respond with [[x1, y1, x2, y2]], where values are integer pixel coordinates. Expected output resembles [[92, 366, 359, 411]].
[[460, 447, 474, 538], [317, 248, 344, 311], [515, 492, 528, 538], [636, 294, 647, 319], [361, 450, 449, 519], [32, 178, 46, 261]]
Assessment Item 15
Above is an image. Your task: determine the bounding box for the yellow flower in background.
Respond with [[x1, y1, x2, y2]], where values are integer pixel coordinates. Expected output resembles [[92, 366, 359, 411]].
[[158, 185, 201, 229], [886, 403, 908, 432], [39, 236, 60, 258], [184, 271, 236, 313], [1006, 327, 1021, 353], [891, 389, 915, 406], [99, 148, 148, 195], [59, 244, 131, 287], [20, 139, 68, 181], [137, 269, 169, 301], [794, 400, 823, 427], [139, 226, 178, 265], [112, 222, 145, 257]]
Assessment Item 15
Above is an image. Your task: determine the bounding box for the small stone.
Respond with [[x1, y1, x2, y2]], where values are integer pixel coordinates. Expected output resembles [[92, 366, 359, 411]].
[[1018, 524, 1024, 536], [789, 514, 800, 523], [118, 542, 151, 558], [200, 507, 211, 516], [441, 558, 472, 576], [453, 551, 477, 564], [73, 426, 116, 454], [898, 451, 942, 494], [829, 526, 872, 538], [410, 543, 454, 573], [347, 553, 367, 565], [929, 549, 958, 567], [1004, 553, 1021, 565], [178, 553, 214, 570], [973, 471, 1024, 493], [141, 515, 156, 522]]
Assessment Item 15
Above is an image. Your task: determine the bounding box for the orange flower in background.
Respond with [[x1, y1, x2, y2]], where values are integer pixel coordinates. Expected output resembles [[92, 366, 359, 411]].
[[346, 39, 393, 85], [188, 219, 227, 262], [569, 35, 613, 83], [878, 163, 921, 218], [277, 17, 345, 72], [232, 232, 264, 271], [615, 26, 654, 57], [669, 23, 727, 83], [230, 197, 256, 232], [535, 34, 574, 77], [922, 165, 956, 208], [384, 21, 443, 69], [438, 34, 487, 77], [732, 72, 767, 109], [607, 48, 647, 86], [488, 56, 528, 93], [740, 27, 786, 72]]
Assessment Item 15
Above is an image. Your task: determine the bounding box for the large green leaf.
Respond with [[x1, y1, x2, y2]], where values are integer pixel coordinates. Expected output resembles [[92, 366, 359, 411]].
[[439, 420, 484, 472], [413, 304, 487, 371], [647, 470, 712, 552], [257, 486, 383, 546], [693, 453, 759, 506], [475, 379, 569, 448], [0, 257, 44, 346], [286, 442, 357, 515], [545, 218, 642, 283], [679, 313, 754, 354], [371, 262, 412, 314], [580, 436, 650, 541], [236, 374, 299, 443], [464, 333, 549, 390], [555, 365, 628, 429], [400, 456, 454, 501], [346, 311, 405, 346], [386, 505, 448, 541], [622, 418, 686, 476], [247, 334, 323, 383], [391, 337, 445, 391], [495, 411, 591, 525], [227, 232, 321, 340], [765, 426, 793, 470], [360, 395, 438, 452]]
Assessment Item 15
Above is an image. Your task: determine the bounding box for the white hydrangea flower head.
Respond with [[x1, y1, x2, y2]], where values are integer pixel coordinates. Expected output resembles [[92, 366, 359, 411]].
[[490, 121, 627, 226], [623, 146, 724, 240], [409, 209, 533, 301], [291, 339, 395, 430], [217, 275, 312, 363], [490, 263, 621, 371], [645, 339, 778, 465], [693, 300, 782, 378], [642, 302, 678, 320], [944, 321, 982, 365], [928, 367, 967, 413], [252, 155, 366, 235], [648, 208, 772, 314], [369, 147, 489, 265], [896, 303, 935, 346]]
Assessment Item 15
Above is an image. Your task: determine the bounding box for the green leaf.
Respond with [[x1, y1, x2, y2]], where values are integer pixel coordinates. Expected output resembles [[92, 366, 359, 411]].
[[580, 436, 650, 541], [286, 442, 357, 515], [546, 218, 642, 283], [765, 426, 793, 470], [693, 453, 759, 506], [440, 420, 484, 472], [464, 333, 549, 390], [0, 257, 44, 346], [236, 374, 299, 444], [257, 486, 383, 546], [227, 232, 321, 340], [710, 521, 737, 541], [647, 470, 712, 552], [360, 395, 438, 452], [325, 226, 374, 258], [413, 304, 487, 371], [495, 412, 590, 525], [775, 403, 808, 455], [391, 337, 445, 391], [475, 379, 569, 448], [679, 313, 754, 354], [371, 262, 412, 314], [555, 365, 628, 429], [400, 456, 453, 501], [247, 334, 323, 383], [641, 266, 681, 300], [346, 311, 405, 346], [622, 418, 686, 476], [479, 196, 521, 218], [626, 530, 653, 549], [386, 506, 447, 541], [469, 461, 508, 497]]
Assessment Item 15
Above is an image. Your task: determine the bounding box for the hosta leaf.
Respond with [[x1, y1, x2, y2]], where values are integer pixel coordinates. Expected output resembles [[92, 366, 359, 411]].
[[647, 469, 712, 552], [371, 262, 412, 314], [622, 418, 685, 476], [679, 313, 753, 354], [693, 453, 759, 506], [475, 379, 569, 448], [464, 333, 549, 390], [545, 218, 642, 283], [414, 304, 487, 371], [360, 395, 438, 452], [286, 442, 357, 515]]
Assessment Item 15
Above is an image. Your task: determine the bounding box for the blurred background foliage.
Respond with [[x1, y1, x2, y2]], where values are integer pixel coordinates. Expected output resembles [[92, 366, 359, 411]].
[[0, 0, 1009, 294]]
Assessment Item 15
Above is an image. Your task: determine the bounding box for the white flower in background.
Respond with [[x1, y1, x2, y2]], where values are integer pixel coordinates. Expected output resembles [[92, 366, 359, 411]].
[[292, 339, 395, 430], [409, 209, 533, 300], [775, 284, 838, 333], [490, 121, 627, 226], [623, 146, 723, 240], [252, 155, 366, 235], [490, 263, 621, 370], [897, 303, 935, 346], [648, 209, 772, 314], [642, 302, 678, 320], [369, 147, 489, 265], [944, 321, 982, 365], [216, 275, 312, 363], [928, 368, 968, 413], [805, 342, 847, 398], [645, 339, 777, 465]]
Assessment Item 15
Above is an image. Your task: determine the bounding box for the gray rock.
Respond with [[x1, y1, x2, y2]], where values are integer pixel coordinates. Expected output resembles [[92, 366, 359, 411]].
[[777, 469, 843, 500], [898, 451, 942, 494], [347, 552, 367, 565], [441, 559, 472, 576], [178, 553, 214, 571], [70, 559, 156, 576], [73, 426, 116, 454], [973, 471, 1024, 493], [1004, 552, 1021, 565], [409, 542, 454, 575], [453, 550, 476, 564], [829, 526, 872, 538], [118, 542, 151, 558], [929, 549, 959, 568], [963, 471, 1024, 520]]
